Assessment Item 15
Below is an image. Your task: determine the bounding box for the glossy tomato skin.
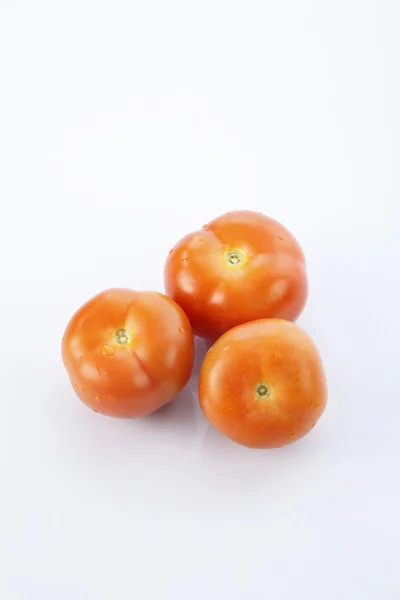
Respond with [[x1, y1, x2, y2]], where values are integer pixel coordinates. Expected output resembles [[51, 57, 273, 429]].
[[62, 289, 194, 418], [198, 319, 327, 448], [164, 210, 308, 340]]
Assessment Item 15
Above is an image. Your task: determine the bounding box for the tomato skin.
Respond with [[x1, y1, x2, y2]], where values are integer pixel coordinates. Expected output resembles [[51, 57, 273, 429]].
[[164, 210, 308, 340], [62, 289, 194, 418], [198, 319, 327, 448]]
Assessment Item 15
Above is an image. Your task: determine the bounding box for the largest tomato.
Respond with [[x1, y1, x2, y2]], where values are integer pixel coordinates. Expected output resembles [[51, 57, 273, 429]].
[[62, 289, 194, 418], [164, 210, 308, 340]]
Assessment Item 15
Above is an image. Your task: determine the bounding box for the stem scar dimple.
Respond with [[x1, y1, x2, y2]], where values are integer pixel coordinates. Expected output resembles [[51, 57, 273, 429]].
[[254, 382, 271, 399], [114, 328, 131, 346], [225, 249, 244, 267]]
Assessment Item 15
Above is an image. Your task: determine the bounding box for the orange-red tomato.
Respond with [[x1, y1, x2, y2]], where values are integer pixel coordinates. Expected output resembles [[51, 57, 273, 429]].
[[198, 319, 327, 448], [164, 210, 308, 340], [62, 289, 194, 418]]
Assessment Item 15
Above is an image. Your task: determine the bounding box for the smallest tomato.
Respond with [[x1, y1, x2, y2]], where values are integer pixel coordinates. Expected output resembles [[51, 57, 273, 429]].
[[62, 288, 194, 418], [198, 319, 327, 448]]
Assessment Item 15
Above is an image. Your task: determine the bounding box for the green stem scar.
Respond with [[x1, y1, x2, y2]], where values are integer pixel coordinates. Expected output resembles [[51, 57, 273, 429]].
[[114, 328, 131, 346], [255, 382, 271, 399], [225, 249, 244, 266]]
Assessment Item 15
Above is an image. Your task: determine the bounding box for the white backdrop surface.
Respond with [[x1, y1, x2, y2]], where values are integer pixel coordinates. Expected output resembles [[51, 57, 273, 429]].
[[0, 1, 399, 598]]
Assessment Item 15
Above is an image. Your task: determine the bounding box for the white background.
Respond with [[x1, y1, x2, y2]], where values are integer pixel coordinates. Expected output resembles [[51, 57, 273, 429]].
[[1, 1, 399, 598]]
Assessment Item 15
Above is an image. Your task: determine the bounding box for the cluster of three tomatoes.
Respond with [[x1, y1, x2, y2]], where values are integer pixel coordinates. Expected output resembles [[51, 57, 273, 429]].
[[62, 210, 327, 448]]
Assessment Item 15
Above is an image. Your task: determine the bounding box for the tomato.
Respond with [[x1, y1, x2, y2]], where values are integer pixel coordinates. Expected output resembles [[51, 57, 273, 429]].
[[198, 319, 327, 448], [164, 210, 308, 340], [62, 289, 194, 418]]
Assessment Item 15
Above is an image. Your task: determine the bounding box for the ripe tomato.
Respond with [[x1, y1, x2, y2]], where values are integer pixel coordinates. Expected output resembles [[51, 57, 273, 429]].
[[198, 319, 327, 448], [62, 289, 194, 418], [164, 210, 308, 340]]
